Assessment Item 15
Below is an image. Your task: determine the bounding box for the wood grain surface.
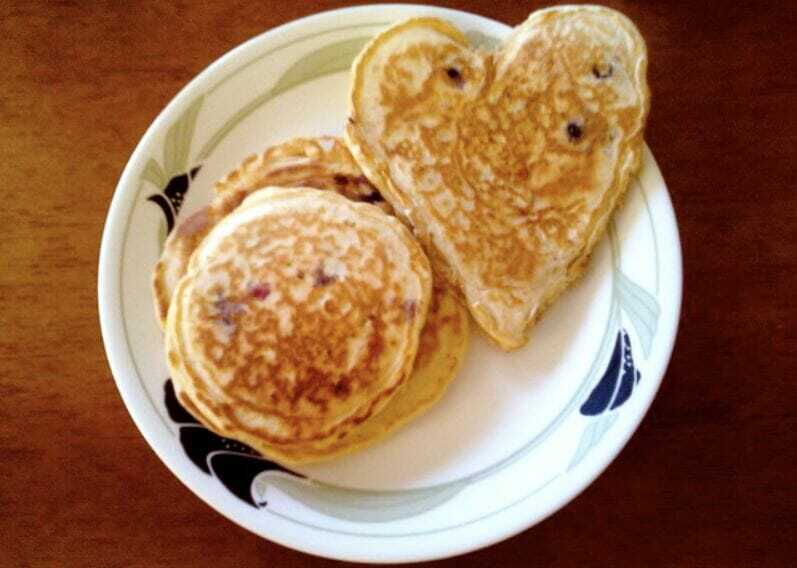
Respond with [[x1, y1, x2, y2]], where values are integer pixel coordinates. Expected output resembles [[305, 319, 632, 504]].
[[1, 1, 794, 566]]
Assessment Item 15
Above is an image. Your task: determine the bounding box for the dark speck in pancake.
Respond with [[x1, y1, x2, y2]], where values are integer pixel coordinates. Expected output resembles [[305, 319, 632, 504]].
[[360, 190, 384, 203], [250, 283, 271, 300], [214, 297, 244, 326], [313, 265, 337, 287], [567, 122, 583, 142], [446, 66, 465, 88], [592, 62, 613, 79], [403, 300, 417, 321]]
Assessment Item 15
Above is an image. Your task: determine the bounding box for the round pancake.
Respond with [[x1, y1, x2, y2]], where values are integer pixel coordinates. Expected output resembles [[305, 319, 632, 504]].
[[152, 137, 387, 328], [165, 187, 444, 463], [174, 282, 467, 464]]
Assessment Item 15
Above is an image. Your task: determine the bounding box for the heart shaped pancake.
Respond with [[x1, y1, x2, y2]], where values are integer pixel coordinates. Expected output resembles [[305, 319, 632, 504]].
[[346, 6, 649, 349]]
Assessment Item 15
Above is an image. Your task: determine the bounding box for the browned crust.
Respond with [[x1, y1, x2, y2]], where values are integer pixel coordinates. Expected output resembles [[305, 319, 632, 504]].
[[345, 8, 650, 350], [164, 188, 437, 463], [151, 137, 385, 329]]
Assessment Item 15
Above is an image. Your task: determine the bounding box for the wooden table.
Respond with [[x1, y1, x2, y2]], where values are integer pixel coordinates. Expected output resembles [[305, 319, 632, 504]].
[[2, 1, 794, 565]]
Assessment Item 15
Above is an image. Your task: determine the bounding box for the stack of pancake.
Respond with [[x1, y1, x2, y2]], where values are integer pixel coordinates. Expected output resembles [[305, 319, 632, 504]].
[[156, 138, 469, 464], [154, 6, 649, 465]]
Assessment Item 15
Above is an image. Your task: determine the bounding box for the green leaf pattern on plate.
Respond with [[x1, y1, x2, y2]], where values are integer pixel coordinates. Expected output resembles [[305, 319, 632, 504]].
[[197, 36, 372, 161], [141, 158, 167, 189], [141, 94, 204, 203], [162, 95, 204, 178], [615, 269, 660, 357], [568, 224, 661, 472], [272, 36, 372, 97], [568, 411, 618, 471], [254, 473, 466, 523]]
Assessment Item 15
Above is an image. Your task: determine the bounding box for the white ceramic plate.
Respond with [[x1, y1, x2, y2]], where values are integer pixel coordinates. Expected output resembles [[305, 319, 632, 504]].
[[98, 4, 682, 563]]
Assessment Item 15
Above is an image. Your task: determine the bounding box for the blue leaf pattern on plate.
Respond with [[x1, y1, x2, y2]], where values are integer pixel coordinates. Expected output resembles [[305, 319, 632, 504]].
[[164, 380, 302, 505], [163, 380, 465, 518], [208, 452, 299, 507], [164, 378, 200, 425], [146, 166, 201, 233], [580, 329, 640, 416]]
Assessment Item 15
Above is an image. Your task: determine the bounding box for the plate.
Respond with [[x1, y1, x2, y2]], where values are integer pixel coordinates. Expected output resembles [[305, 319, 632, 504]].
[[98, 4, 682, 563]]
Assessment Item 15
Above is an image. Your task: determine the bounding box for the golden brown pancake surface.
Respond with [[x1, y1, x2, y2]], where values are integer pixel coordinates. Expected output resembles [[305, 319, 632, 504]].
[[152, 137, 386, 328], [346, 6, 649, 349], [165, 187, 437, 462], [153, 138, 471, 464]]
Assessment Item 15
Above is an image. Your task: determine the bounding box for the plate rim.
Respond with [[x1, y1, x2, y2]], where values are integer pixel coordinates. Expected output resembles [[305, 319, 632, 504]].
[[98, 3, 683, 562]]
